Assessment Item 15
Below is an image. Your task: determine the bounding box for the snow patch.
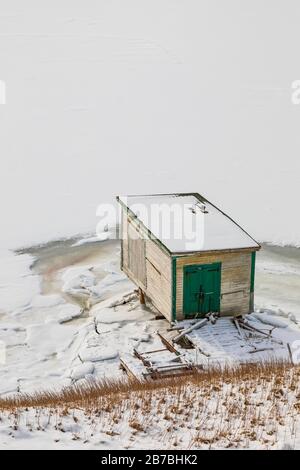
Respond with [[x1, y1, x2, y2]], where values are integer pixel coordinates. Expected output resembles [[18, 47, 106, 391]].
[[70, 362, 95, 381], [0, 249, 40, 313], [0, 323, 25, 332], [46, 304, 83, 324], [26, 322, 78, 360], [79, 348, 119, 363], [31, 294, 64, 309], [250, 313, 289, 328], [129, 333, 151, 343], [71, 233, 112, 247]]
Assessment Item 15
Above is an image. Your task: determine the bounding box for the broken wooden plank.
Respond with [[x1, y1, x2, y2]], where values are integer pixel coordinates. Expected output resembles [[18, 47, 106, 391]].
[[143, 369, 196, 380], [119, 356, 143, 381], [133, 348, 152, 367], [238, 320, 284, 346], [249, 347, 274, 354], [173, 318, 208, 343], [233, 318, 243, 338], [238, 319, 284, 345], [157, 331, 181, 354], [138, 287, 145, 305], [142, 348, 169, 355], [109, 291, 137, 308], [167, 325, 185, 332], [150, 363, 192, 371], [287, 343, 294, 365]]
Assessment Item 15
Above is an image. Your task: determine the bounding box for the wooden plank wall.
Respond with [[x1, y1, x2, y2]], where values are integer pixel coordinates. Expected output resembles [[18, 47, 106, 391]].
[[128, 223, 146, 286], [176, 251, 252, 319], [121, 210, 129, 269], [121, 211, 147, 290], [121, 209, 172, 320], [145, 238, 172, 321]]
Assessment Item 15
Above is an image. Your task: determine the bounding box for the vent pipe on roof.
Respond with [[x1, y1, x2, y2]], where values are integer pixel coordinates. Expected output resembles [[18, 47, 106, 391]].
[[189, 202, 208, 214], [196, 202, 208, 214]]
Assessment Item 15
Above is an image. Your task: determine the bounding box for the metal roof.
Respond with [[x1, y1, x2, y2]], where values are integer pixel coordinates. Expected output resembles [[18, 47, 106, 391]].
[[117, 193, 260, 254]]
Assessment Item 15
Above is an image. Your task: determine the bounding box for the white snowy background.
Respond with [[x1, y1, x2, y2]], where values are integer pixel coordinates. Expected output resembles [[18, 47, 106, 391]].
[[0, 0, 300, 249], [0, 1, 300, 450]]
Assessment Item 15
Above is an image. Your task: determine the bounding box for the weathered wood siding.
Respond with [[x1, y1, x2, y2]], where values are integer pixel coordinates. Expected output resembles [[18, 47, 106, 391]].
[[121, 210, 129, 269], [121, 212, 147, 290], [145, 238, 172, 321], [128, 224, 146, 286], [121, 206, 255, 321], [121, 209, 172, 320], [175, 251, 253, 319]]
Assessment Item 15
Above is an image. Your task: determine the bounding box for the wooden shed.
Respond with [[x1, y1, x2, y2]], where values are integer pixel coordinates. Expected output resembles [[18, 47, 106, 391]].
[[117, 193, 260, 322]]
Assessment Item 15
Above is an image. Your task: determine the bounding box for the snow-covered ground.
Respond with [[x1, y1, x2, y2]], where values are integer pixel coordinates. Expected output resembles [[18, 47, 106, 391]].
[[1, 239, 300, 396], [256, 244, 300, 319], [0, 237, 300, 449], [0, 237, 130, 395], [1, 364, 299, 450]]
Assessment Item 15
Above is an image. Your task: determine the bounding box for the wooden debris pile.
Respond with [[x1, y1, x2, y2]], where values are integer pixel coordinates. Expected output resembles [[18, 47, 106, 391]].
[[120, 341, 197, 380], [232, 316, 284, 354], [120, 312, 294, 381], [172, 312, 219, 343]]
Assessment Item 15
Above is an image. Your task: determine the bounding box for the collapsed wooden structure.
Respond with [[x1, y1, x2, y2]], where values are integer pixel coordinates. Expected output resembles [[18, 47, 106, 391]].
[[120, 313, 292, 381]]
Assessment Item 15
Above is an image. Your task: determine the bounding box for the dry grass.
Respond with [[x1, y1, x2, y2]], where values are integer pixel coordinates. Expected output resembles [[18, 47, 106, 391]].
[[0, 361, 299, 449], [0, 361, 293, 411]]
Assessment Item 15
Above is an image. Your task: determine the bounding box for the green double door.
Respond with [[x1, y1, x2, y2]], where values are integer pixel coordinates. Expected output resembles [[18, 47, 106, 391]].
[[183, 263, 221, 318]]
